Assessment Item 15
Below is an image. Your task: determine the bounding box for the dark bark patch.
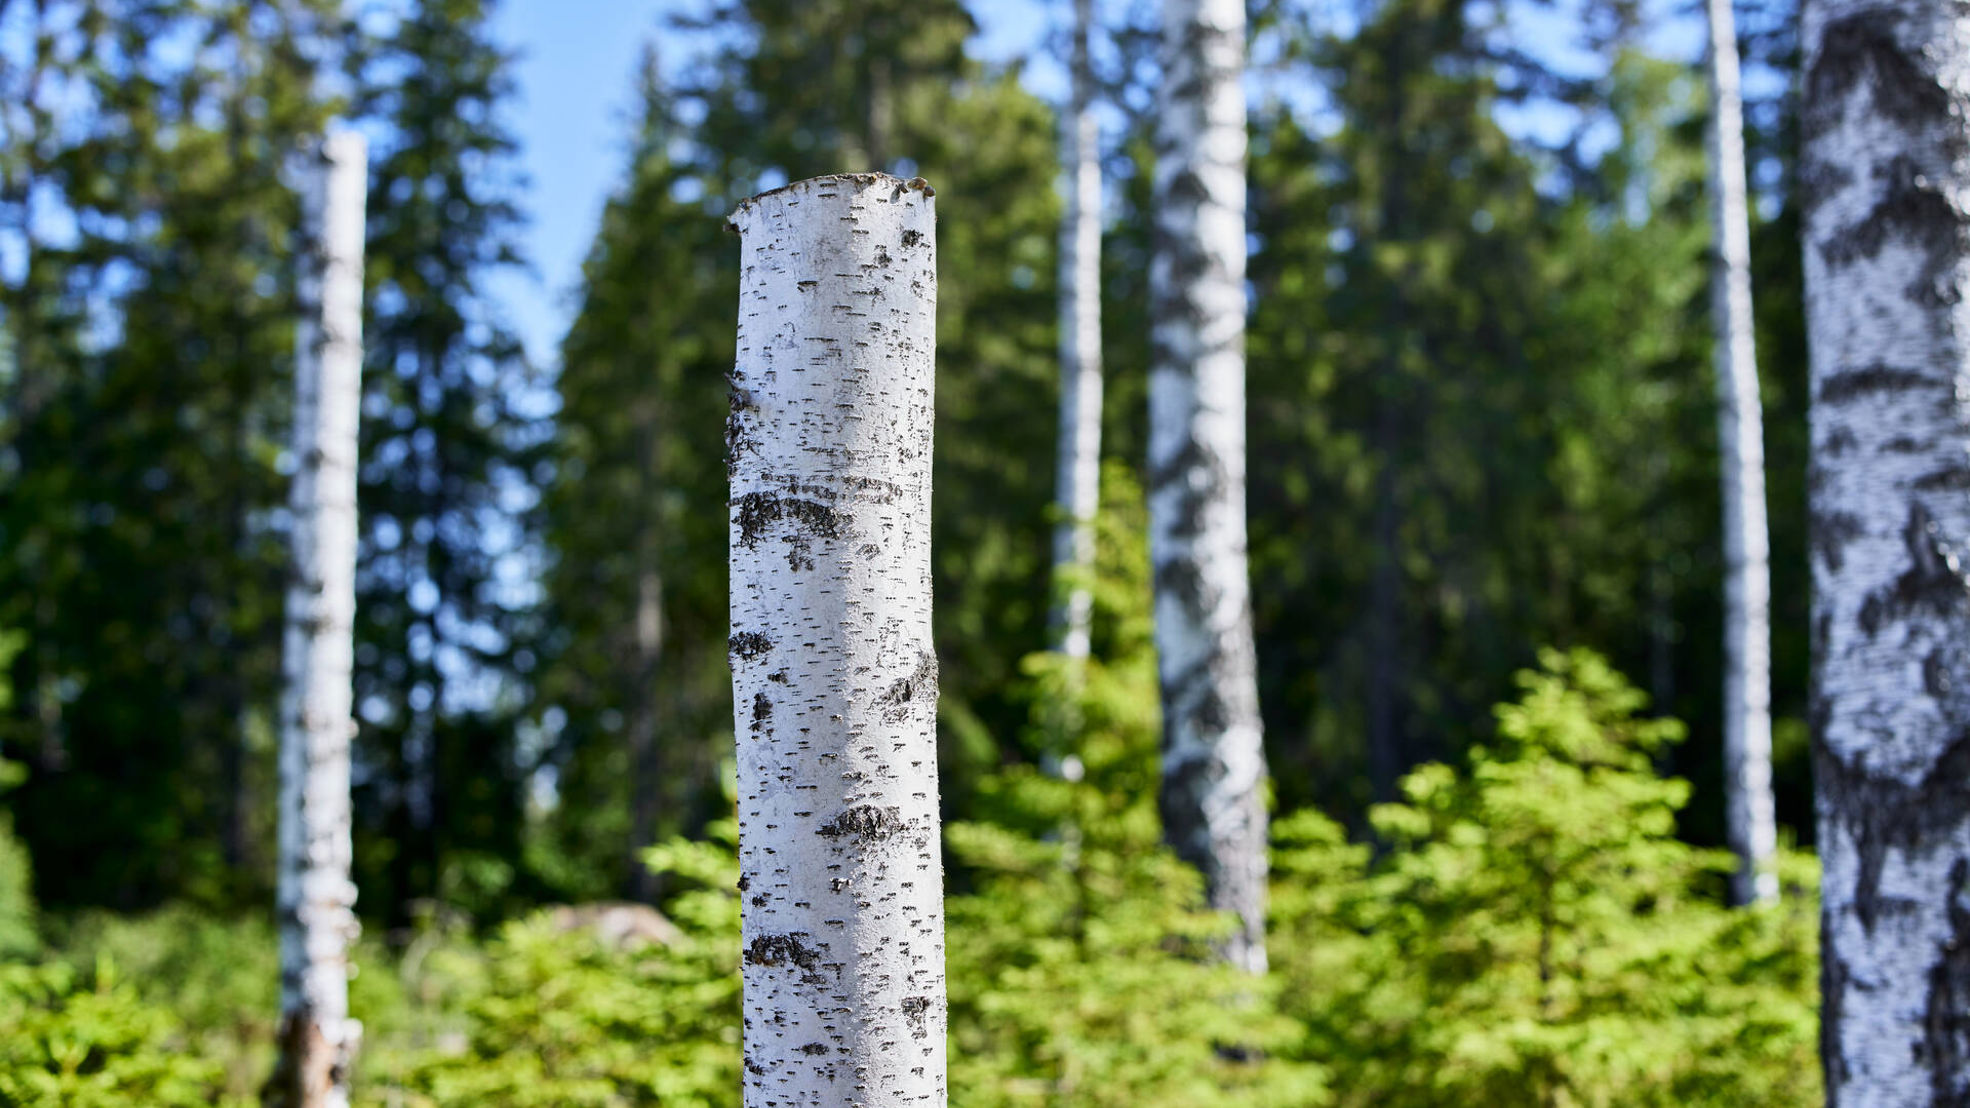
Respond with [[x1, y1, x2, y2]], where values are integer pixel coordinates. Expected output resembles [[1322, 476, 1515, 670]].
[[815, 804, 903, 841], [727, 385, 759, 474], [1805, 11, 1950, 138], [901, 228, 923, 249], [1159, 748, 1226, 890], [750, 692, 773, 736], [798, 1042, 830, 1056], [879, 650, 939, 720], [1821, 158, 1968, 288], [729, 632, 773, 662], [737, 874, 750, 892], [901, 995, 932, 1039], [1861, 503, 1970, 635], [1812, 511, 1864, 573], [1817, 363, 1946, 405], [1921, 860, 1970, 1100], [1816, 727, 1970, 933], [1822, 938, 1849, 1098], [745, 1056, 766, 1076], [745, 932, 821, 971], [1917, 467, 1970, 493], [734, 493, 842, 567]]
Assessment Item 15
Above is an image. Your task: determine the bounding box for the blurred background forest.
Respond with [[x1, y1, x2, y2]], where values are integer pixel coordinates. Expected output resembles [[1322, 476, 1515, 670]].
[[0, 0, 1823, 1103]]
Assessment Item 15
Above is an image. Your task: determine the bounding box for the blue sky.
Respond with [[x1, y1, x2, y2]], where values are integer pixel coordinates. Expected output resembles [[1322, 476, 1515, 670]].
[[482, 0, 1720, 369], [486, 1, 1058, 368]]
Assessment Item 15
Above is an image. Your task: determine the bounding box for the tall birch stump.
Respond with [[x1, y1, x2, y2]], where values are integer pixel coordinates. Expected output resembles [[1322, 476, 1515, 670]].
[[1803, 0, 1970, 1098], [1703, 0, 1778, 907], [269, 130, 366, 1108], [1050, 0, 1104, 663], [727, 173, 945, 1106], [1149, 0, 1269, 974]]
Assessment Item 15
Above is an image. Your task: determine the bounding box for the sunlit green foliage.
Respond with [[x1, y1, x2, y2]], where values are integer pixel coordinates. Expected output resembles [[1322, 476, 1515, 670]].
[[376, 833, 743, 1107], [1271, 650, 1820, 1106], [0, 959, 239, 1107]]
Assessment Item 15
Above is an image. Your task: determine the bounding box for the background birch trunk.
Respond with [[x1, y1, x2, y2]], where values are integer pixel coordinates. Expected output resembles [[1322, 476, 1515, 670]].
[[1050, 0, 1104, 664], [727, 173, 946, 1106], [1149, 0, 1269, 974], [1802, 0, 1970, 1098], [1703, 0, 1777, 907], [268, 131, 366, 1108]]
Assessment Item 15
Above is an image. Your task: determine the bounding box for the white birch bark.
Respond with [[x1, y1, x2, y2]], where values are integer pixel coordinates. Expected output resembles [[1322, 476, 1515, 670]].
[[271, 130, 366, 1108], [727, 173, 945, 1106], [1051, 0, 1104, 662], [1149, 0, 1269, 975], [1703, 0, 1778, 907], [1802, 0, 1970, 1099]]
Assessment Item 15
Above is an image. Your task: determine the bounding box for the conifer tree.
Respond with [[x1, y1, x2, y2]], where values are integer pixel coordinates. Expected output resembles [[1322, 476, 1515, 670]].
[[540, 50, 734, 901], [1802, 0, 1970, 1096], [351, 0, 539, 922]]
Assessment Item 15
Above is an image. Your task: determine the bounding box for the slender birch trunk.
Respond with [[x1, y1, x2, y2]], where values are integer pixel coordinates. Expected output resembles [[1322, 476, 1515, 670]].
[[1703, 0, 1778, 907], [1149, 0, 1269, 974], [268, 131, 366, 1108], [1803, 0, 1970, 1098], [726, 173, 945, 1106], [1050, 0, 1104, 662]]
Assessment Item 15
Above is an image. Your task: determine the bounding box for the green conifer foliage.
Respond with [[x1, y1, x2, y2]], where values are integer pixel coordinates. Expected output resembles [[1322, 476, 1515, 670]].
[[351, 0, 541, 923], [1271, 651, 1819, 1105]]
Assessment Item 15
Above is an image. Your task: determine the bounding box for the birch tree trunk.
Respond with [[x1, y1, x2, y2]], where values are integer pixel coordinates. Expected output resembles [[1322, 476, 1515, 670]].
[[726, 173, 945, 1106], [1051, 0, 1104, 662], [1803, 0, 1970, 1098], [1703, 0, 1778, 907], [1149, 0, 1269, 975], [268, 130, 366, 1108]]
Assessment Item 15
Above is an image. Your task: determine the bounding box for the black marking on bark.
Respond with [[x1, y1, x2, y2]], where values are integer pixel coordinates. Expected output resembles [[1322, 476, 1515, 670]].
[[901, 995, 931, 1040], [750, 892, 768, 907], [745, 933, 821, 970], [815, 805, 903, 841], [737, 874, 750, 892], [799, 1042, 830, 1056], [1824, 428, 1859, 457], [1929, 650, 1957, 698], [1820, 159, 1970, 304], [729, 632, 773, 662], [1921, 860, 1970, 1100], [1859, 503, 1970, 635], [1822, 933, 1849, 1099], [734, 493, 842, 548], [901, 228, 923, 248], [768, 669, 789, 684], [1804, 11, 1950, 139], [727, 384, 759, 474], [745, 1056, 766, 1076], [1918, 467, 1970, 493], [1818, 363, 1947, 405], [1817, 727, 1970, 933], [751, 691, 773, 735], [1812, 511, 1865, 573], [1159, 747, 1226, 891], [879, 650, 938, 721]]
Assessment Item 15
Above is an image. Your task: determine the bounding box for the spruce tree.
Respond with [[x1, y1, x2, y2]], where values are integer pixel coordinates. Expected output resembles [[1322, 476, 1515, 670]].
[[352, 0, 539, 923]]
